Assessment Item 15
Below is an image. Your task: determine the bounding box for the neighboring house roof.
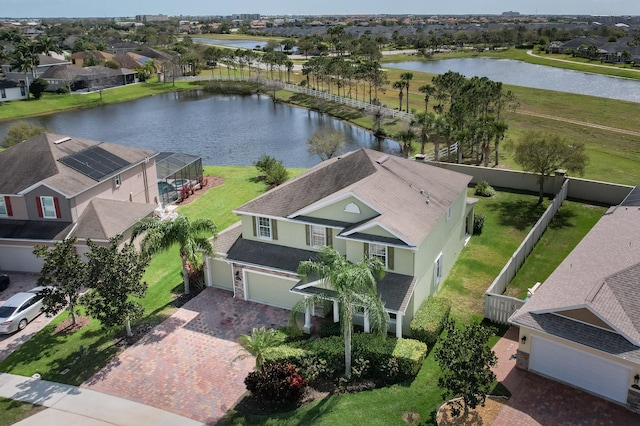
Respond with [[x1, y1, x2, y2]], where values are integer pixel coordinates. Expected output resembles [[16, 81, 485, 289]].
[[70, 50, 115, 61], [511, 205, 640, 350], [235, 148, 471, 248], [0, 133, 156, 197], [0, 79, 22, 89], [69, 198, 157, 241], [40, 64, 86, 80], [114, 52, 151, 69], [0, 218, 71, 240], [37, 54, 69, 66]]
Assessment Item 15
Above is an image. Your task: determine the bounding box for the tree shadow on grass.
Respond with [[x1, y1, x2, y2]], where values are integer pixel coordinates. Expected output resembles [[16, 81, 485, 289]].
[[547, 206, 577, 230], [484, 199, 548, 231]]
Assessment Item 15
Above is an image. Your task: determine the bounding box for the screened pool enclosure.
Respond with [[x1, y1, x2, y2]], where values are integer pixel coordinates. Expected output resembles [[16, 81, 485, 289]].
[[156, 152, 203, 206]]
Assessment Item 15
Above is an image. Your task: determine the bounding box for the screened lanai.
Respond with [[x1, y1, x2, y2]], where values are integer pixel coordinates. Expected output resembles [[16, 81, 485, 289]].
[[156, 152, 203, 206]]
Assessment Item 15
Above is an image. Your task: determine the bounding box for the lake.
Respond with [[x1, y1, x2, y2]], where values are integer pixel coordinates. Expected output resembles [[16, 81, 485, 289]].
[[0, 91, 400, 168], [386, 57, 640, 103]]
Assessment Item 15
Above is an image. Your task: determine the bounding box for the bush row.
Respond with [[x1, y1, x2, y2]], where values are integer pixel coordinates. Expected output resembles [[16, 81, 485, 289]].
[[409, 296, 451, 347], [264, 333, 427, 383]]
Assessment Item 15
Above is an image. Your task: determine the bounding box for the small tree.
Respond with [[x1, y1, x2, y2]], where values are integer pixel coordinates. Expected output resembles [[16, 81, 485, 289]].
[[82, 237, 149, 337], [434, 320, 498, 418], [237, 326, 285, 371], [513, 131, 588, 203], [1, 121, 48, 148], [28, 77, 48, 99], [253, 155, 289, 187], [33, 237, 86, 326], [307, 128, 345, 161]]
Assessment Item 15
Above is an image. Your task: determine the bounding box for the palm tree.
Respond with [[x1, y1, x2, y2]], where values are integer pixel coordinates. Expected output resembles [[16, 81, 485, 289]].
[[396, 127, 416, 156], [418, 83, 436, 112], [294, 247, 388, 379], [237, 326, 285, 371], [34, 35, 62, 56], [401, 72, 413, 112], [392, 80, 406, 111], [492, 120, 508, 166], [130, 215, 217, 295], [410, 111, 436, 155]]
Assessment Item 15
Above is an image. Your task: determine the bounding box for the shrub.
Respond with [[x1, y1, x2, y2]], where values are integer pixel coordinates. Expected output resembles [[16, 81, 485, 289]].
[[319, 320, 342, 337], [56, 87, 70, 94], [410, 296, 451, 347], [474, 213, 486, 235], [253, 155, 289, 187], [474, 180, 495, 197], [244, 363, 307, 408], [29, 77, 48, 99], [275, 325, 304, 342]]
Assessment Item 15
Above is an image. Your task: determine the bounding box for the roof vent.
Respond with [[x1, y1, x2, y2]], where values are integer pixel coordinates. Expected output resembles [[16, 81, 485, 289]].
[[53, 137, 71, 145], [376, 155, 389, 165]]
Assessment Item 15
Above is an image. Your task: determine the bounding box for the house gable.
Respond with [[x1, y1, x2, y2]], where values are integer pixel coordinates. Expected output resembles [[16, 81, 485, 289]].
[[553, 307, 616, 332], [293, 193, 380, 224]]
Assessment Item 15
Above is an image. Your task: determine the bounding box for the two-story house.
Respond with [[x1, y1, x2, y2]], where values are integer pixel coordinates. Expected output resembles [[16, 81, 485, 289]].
[[0, 133, 159, 272], [204, 148, 474, 337]]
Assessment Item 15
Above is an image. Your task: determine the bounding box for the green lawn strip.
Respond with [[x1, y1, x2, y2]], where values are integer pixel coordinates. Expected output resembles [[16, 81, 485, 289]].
[[438, 190, 548, 324], [505, 201, 606, 299], [0, 80, 203, 122], [0, 397, 47, 426]]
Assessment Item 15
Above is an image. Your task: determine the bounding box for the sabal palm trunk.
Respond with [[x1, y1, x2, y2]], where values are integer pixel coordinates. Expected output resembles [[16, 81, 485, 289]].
[[181, 256, 191, 295]]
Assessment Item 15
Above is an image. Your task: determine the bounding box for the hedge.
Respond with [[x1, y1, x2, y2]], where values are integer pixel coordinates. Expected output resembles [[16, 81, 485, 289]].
[[264, 333, 427, 381], [410, 296, 451, 347]]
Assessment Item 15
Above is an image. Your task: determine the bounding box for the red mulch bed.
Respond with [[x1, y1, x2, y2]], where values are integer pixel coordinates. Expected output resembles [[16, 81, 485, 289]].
[[175, 176, 224, 206], [53, 315, 90, 334]]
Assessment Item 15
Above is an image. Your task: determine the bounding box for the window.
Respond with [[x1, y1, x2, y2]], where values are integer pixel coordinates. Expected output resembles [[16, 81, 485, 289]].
[[20, 86, 25, 96], [114, 174, 121, 188], [1, 89, 5, 99], [310, 225, 326, 247], [40, 196, 57, 219], [257, 217, 272, 239], [369, 243, 387, 266], [446, 206, 452, 221], [0, 198, 6, 216], [434, 253, 444, 286]]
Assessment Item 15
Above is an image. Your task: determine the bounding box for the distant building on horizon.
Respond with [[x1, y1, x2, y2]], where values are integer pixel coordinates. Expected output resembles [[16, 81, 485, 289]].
[[136, 14, 168, 23], [231, 14, 260, 20], [502, 11, 521, 17]]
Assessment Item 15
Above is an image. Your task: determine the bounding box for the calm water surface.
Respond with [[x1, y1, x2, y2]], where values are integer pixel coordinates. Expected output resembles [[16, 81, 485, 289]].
[[0, 91, 399, 167], [387, 57, 640, 103]]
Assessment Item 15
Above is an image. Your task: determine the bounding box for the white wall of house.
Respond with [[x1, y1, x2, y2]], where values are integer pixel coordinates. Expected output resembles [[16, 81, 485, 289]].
[[0, 240, 48, 272], [0, 86, 28, 102], [206, 257, 233, 290]]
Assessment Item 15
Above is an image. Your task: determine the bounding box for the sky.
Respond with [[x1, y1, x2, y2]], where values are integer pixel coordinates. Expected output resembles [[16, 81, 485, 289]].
[[2, 0, 639, 19]]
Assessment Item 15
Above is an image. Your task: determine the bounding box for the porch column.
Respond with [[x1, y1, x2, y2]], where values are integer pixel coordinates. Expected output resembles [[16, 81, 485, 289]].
[[395, 313, 403, 338], [333, 300, 339, 323], [303, 303, 312, 334], [364, 309, 370, 333], [204, 256, 212, 287]]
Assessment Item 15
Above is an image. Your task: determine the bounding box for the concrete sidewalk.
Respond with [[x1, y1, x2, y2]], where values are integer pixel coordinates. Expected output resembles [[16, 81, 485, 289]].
[[0, 373, 204, 426]]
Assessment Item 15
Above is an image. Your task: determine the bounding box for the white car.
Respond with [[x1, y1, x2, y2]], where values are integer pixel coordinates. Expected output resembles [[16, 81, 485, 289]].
[[0, 289, 46, 334]]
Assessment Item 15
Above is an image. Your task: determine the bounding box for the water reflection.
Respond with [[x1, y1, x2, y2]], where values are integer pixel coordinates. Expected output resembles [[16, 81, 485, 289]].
[[0, 91, 400, 167], [386, 57, 640, 103]]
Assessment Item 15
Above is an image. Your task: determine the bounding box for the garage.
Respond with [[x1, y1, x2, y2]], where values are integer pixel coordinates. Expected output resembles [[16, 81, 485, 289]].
[[530, 335, 631, 403], [0, 245, 44, 273], [245, 270, 302, 309]]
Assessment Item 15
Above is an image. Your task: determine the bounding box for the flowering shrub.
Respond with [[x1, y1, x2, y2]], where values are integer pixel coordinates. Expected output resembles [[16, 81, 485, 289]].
[[244, 363, 307, 407]]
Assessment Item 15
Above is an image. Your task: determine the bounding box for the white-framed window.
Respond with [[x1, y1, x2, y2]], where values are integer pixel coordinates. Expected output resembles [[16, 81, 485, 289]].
[[446, 206, 452, 221], [434, 253, 444, 286], [369, 243, 387, 267], [310, 225, 326, 247], [40, 196, 57, 219], [0, 198, 6, 216], [0, 89, 6, 99], [257, 216, 272, 239], [114, 174, 121, 188]]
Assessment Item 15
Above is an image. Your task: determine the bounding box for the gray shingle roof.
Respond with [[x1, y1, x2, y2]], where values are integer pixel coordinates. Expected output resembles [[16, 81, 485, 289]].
[[226, 237, 319, 273], [0, 133, 156, 197], [70, 198, 157, 241], [235, 148, 471, 248], [511, 206, 640, 346]]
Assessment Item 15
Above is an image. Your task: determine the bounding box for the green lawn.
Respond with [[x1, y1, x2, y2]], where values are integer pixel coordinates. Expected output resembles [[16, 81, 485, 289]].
[[0, 397, 46, 426]]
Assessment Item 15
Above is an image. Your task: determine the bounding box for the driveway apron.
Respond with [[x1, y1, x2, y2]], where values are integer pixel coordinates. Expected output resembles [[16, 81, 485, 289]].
[[82, 287, 292, 424], [492, 327, 640, 425]]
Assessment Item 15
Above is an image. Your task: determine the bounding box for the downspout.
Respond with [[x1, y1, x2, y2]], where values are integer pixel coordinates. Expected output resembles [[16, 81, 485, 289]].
[[142, 157, 150, 203]]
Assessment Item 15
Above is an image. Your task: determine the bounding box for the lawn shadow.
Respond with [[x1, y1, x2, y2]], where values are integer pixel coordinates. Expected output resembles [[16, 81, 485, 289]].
[[0, 325, 66, 372], [547, 206, 577, 230], [484, 198, 547, 231], [45, 335, 120, 385]]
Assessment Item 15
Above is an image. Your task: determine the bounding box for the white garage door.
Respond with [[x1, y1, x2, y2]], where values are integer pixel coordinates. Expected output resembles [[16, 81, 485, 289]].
[[245, 271, 302, 309], [0, 245, 44, 273], [530, 335, 630, 403]]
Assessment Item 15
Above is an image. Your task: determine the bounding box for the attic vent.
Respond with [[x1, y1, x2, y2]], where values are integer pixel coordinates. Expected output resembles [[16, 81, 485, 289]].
[[53, 137, 72, 145], [376, 155, 390, 165]]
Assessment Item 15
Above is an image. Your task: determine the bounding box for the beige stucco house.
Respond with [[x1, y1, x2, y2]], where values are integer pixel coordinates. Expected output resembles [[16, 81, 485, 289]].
[[0, 133, 159, 272], [204, 148, 474, 337], [510, 187, 640, 412]]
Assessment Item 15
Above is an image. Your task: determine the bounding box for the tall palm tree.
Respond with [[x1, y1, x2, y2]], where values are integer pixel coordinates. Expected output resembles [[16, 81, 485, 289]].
[[410, 111, 436, 156], [392, 80, 406, 111], [34, 35, 62, 57], [400, 72, 413, 112], [130, 215, 217, 295], [418, 83, 436, 112], [294, 246, 388, 379], [396, 127, 416, 156]]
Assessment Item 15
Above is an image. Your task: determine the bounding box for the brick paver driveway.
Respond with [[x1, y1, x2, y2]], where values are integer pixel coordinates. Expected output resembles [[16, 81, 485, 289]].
[[492, 327, 640, 425], [82, 287, 292, 424]]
